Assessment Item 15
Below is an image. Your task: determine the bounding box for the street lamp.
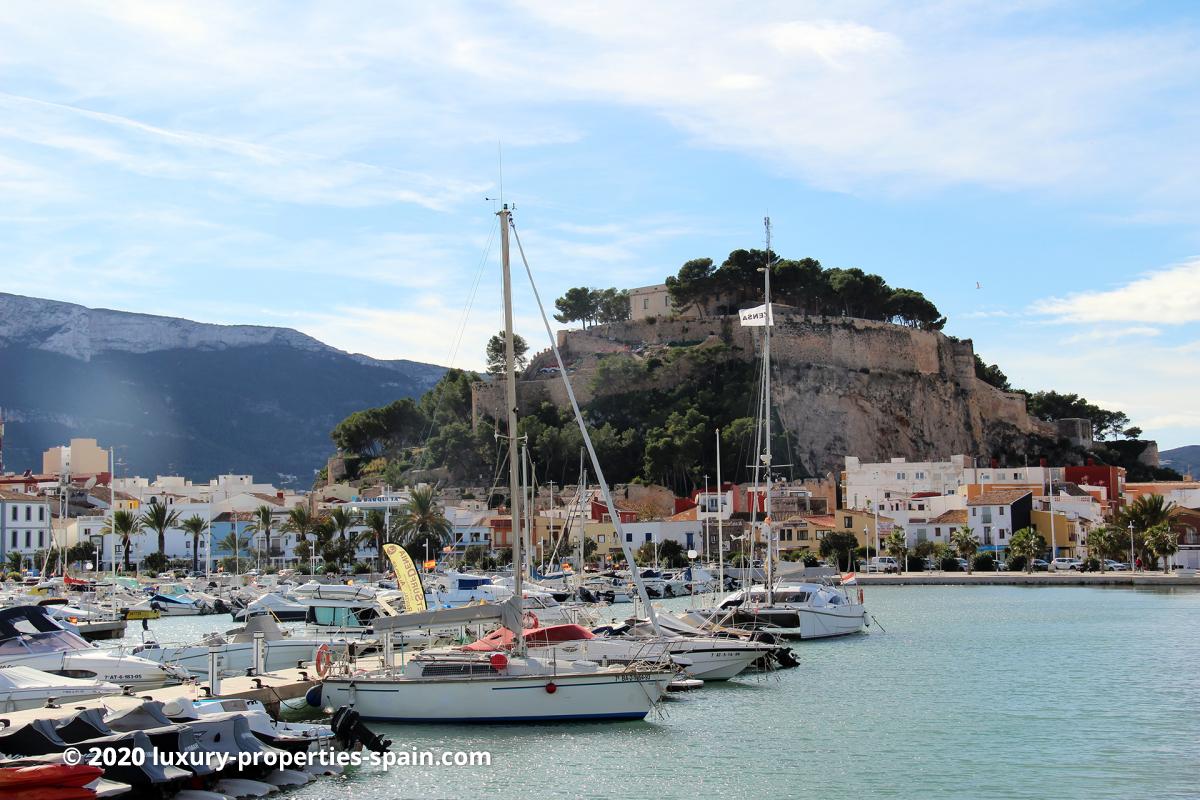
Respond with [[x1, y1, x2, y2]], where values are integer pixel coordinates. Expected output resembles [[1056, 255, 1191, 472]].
[[862, 526, 868, 572], [1128, 522, 1136, 571]]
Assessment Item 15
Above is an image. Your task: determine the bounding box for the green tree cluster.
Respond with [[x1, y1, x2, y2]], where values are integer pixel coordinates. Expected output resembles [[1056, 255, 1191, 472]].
[[664, 249, 946, 330], [554, 287, 631, 328]]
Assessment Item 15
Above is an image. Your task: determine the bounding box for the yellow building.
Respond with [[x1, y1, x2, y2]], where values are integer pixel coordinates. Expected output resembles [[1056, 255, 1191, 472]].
[[1030, 508, 1081, 557]]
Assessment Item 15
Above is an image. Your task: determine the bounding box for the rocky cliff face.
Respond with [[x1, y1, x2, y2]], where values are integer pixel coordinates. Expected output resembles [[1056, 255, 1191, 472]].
[[481, 309, 1052, 476], [0, 293, 444, 479]]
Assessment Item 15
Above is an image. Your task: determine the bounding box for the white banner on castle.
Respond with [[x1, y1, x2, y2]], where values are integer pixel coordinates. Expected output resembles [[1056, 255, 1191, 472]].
[[739, 303, 774, 327]]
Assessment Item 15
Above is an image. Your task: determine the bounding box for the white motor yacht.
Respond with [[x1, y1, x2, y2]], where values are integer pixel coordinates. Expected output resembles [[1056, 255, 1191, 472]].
[[693, 582, 868, 639], [0, 606, 188, 689], [0, 665, 123, 711]]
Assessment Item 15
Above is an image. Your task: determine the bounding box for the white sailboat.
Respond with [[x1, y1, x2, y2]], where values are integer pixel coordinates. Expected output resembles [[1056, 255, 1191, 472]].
[[696, 218, 867, 640], [319, 205, 674, 722]]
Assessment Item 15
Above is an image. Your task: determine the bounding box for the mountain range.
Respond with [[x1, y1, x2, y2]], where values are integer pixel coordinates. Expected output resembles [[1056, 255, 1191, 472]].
[[1160, 445, 1200, 479], [0, 293, 444, 483]]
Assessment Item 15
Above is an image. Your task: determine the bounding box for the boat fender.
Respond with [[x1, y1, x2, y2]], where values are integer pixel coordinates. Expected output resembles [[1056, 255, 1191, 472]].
[[489, 653, 508, 670], [544, 682, 557, 694], [305, 685, 323, 708], [314, 644, 333, 678]]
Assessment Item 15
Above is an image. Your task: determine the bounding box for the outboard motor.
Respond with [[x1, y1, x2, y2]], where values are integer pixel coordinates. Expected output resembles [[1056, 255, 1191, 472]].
[[331, 707, 391, 753]]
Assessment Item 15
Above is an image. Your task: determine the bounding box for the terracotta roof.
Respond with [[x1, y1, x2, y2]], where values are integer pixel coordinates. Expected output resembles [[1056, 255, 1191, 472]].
[[968, 490, 1032, 507], [930, 509, 968, 525], [250, 493, 284, 506], [669, 507, 698, 522]]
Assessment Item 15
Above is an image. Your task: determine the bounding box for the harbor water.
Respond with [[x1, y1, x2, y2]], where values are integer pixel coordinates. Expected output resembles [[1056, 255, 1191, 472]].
[[120, 585, 1200, 799]]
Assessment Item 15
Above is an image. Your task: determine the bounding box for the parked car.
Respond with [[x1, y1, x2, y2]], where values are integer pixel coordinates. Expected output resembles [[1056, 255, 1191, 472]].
[[1048, 557, 1081, 572], [994, 561, 1010, 571], [955, 558, 969, 571], [866, 556, 900, 574], [1103, 560, 1129, 571], [923, 557, 939, 571], [1029, 558, 1050, 571]]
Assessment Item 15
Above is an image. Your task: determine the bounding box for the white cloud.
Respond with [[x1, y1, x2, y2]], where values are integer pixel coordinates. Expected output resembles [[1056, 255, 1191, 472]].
[[1062, 326, 1162, 344], [1035, 259, 1200, 324]]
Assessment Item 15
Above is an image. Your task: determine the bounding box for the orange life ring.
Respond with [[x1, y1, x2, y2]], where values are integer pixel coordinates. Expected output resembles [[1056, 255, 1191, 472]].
[[314, 644, 333, 677], [522, 611, 539, 629]]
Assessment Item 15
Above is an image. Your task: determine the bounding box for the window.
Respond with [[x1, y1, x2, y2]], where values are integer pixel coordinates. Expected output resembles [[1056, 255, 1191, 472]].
[[38, 507, 44, 521], [896, 472, 906, 480], [9, 507, 15, 521], [934, 527, 941, 536], [999, 507, 1005, 516], [643, 298, 649, 310], [644, 532, 652, 543], [999, 531, 1006, 540], [597, 535, 605, 543], [844, 516, 852, 528], [972, 508, 977, 516], [798, 531, 809, 541], [9, 531, 15, 547], [24, 531, 30, 548], [25, 506, 31, 521], [625, 533, 632, 543], [37, 532, 43, 548], [1013, 472, 1020, 480]]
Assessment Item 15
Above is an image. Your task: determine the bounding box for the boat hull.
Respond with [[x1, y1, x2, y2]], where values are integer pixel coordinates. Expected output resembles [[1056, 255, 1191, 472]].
[[322, 670, 670, 723]]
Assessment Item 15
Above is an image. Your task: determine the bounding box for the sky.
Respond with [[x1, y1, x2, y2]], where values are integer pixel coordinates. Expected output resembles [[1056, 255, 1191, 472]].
[[1, 1, 1199, 449]]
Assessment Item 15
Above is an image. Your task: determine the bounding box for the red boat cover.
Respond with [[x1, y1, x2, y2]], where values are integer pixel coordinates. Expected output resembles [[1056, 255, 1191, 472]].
[[0, 763, 103, 789], [461, 624, 595, 652]]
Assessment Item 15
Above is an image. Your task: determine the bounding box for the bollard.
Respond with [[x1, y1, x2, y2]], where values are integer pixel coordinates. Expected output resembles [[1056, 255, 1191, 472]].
[[208, 645, 222, 696], [252, 631, 266, 675]]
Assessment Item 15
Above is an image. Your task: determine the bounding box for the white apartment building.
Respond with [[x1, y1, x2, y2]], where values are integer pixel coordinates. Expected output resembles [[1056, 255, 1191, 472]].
[[0, 490, 55, 567], [843, 455, 1062, 510]]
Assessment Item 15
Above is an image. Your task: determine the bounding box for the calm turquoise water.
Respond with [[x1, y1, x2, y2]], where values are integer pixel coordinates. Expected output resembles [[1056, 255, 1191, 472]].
[[117, 586, 1200, 799]]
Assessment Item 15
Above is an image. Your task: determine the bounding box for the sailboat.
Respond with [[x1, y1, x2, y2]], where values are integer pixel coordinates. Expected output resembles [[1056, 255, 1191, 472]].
[[692, 218, 868, 640], [319, 205, 675, 722]]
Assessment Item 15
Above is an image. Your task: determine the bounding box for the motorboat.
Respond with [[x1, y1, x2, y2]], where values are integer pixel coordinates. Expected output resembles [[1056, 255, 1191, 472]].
[[0, 665, 122, 711], [291, 581, 377, 602], [232, 591, 307, 622], [691, 582, 868, 639], [321, 599, 674, 723], [0, 605, 188, 689], [132, 615, 349, 679], [428, 570, 513, 607]]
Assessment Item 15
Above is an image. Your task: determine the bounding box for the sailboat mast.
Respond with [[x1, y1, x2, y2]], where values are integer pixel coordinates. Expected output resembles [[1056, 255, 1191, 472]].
[[499, 206, 523, 607], [763, 216, 775, 605]]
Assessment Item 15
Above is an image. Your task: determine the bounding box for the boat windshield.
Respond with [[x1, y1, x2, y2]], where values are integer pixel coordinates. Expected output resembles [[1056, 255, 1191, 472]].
[[1, 630, 92, 654]]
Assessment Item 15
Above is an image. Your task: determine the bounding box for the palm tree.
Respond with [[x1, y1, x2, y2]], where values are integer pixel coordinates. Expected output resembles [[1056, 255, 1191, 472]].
[[1086, 525, 1120, 570], [884, 529, 908, 574], [1119, 494, 1178, 532], [103, 509, 143, 571], [283, 506, 316, 572], [180, 515, 208, 574], [1009, 527, 1046, 573], [951, 526, 979, 574], [1144, 523, 1179, 573], [245, 505, 276, 571], [140, 502, 182, 558], [395, 487, 452, 541], [219, 529, 251, 573], [358, 509, 389, 572], [1119, 495, 1178, 567], [327, 507, 360, 570]]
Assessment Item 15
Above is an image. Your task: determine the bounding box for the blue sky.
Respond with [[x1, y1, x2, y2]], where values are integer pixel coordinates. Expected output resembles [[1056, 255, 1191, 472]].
[[1, 2, 1199, 449]]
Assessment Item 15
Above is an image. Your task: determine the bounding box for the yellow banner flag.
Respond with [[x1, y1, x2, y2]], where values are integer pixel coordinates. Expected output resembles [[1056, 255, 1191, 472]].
[[383, 543, 427, 614]]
